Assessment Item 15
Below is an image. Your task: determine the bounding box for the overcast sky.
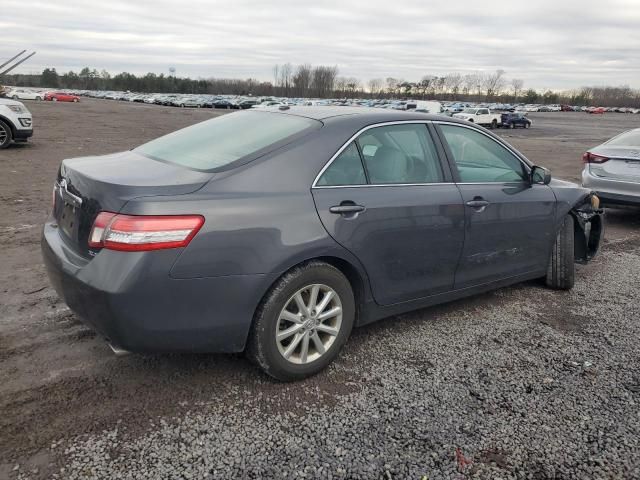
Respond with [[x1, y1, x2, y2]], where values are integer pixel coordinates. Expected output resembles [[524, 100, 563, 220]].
[[2, 0, 640, 90]]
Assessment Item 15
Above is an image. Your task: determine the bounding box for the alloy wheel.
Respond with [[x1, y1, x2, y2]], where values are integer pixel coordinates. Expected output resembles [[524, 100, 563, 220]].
[[276, 284, 342, 365], [0, 125, 8, 146]]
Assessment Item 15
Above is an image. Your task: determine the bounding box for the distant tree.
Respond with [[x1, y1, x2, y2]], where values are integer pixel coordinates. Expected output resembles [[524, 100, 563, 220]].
[[293, 64, 312, 97], [367, 78, 383, 96], [483, 69, 506, 98], [385, 77, 399, 95], [41, 68, 59, 87], [522, 88, 539, 103], [542, 90, 559, 104], [511, 78, 524, 102]]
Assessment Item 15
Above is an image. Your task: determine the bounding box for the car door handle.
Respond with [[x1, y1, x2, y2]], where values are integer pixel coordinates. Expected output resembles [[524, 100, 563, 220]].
[[329, 204, 366, 214], [465, 199, 490, 212]]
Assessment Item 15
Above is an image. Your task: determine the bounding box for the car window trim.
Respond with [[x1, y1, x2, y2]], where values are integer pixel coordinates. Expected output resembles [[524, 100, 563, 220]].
[[312, 120, 452, 188], [432, 120, 532, 184]]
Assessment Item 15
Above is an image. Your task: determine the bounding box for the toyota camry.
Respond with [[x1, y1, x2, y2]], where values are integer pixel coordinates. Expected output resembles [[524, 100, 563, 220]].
[[42, 107, 603, 381]]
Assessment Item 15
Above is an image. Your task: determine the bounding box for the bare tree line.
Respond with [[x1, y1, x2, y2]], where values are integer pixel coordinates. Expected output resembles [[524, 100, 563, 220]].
[[3, 65, 640, 107]]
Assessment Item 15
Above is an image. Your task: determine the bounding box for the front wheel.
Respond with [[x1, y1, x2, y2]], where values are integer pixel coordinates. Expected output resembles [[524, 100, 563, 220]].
[[36, 96, 42, 101], [546, 215, 575, 290], [0, 119, 13, 149], [247, 262, 355, 381], [52, 97, 58, 102]]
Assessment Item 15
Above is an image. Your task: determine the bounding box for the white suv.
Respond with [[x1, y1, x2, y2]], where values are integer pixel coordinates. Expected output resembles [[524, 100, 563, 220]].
[[0, 98, 33, 148]]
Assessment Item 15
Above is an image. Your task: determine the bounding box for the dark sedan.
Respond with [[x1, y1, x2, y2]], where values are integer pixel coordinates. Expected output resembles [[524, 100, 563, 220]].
[[42, 108, 603, 381]]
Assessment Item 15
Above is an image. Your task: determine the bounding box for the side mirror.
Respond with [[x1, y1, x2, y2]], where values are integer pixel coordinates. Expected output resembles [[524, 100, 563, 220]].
[[530, 165, 551, 185]]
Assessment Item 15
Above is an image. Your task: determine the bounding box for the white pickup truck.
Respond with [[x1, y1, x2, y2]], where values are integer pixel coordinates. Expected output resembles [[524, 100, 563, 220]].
[[452, 107, 502, 129]]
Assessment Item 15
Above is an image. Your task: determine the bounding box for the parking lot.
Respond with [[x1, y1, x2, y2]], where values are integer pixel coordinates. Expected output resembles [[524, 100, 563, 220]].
[[1, 99, 639, 479]]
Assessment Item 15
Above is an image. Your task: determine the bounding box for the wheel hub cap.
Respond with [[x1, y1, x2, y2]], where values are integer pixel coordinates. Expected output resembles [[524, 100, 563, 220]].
[[275, 284, 343, 365]]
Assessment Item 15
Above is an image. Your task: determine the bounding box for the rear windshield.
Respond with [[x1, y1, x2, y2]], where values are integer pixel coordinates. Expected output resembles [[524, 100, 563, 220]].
[[135, 111, 320, 171], [606, 129, 640, 147]]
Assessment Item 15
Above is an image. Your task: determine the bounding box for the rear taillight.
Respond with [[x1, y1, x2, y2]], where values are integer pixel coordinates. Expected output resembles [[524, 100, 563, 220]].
[[89, 212, 204, 251], [582, 152, 609, 164]]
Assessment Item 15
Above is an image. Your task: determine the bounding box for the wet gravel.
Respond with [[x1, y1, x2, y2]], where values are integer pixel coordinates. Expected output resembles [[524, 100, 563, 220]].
[[13, 243, 638, 480]]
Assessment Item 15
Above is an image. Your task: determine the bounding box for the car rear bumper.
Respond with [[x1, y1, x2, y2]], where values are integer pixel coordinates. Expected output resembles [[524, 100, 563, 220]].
[[582, 168, 640, 206], [41, 219, 276, 354]]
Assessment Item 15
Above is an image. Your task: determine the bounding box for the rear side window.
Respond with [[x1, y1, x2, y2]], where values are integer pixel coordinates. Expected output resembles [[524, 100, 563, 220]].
[[439, 124, 527, 183], [357, 124, 443, 184], [317, 142, 366, 186], [135, 111, 319, 171]]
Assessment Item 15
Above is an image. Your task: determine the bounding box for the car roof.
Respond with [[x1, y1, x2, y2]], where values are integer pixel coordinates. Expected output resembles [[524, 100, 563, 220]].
[[257, 106, 469, 127]]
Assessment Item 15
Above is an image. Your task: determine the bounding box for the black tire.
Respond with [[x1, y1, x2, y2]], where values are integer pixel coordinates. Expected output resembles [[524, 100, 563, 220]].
[[546, 215, 575, 290], [0, 119, 13, 149], [525, 123, 530, 129], [12, 95, 18, 100], [246, 261, 355, 381], [490, 119, 498, 129], [52, 97, 58, 102], [509, 122, 515, 129], [35, 96, 42, 101]]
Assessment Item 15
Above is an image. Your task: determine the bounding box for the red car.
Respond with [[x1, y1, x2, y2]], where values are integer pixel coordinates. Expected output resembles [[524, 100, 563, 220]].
[[586, 107, 605, 114], [45, 92, 80, 103]]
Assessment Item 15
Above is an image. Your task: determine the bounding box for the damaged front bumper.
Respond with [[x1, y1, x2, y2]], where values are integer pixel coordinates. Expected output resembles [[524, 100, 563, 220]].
[[572, 193, 604, 264]]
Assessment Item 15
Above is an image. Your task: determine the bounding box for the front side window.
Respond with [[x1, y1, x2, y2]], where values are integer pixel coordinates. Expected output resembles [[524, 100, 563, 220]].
[[357, 124, 443, 184], [439, 124, 527, 183], [316, 142, 366, 186], [135, 111, 320, 171]]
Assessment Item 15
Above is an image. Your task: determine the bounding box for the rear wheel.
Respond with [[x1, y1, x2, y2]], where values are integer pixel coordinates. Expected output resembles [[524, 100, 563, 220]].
[[491, 119, 498, 129], [36, 96, 42, 101], [247, 261, 355, 381], [510, 122, 515, 129], [73, 98, 79, 103], [0, 120, 12, 149], [546, 215, 575, 290], [52, 97, 58, 102]]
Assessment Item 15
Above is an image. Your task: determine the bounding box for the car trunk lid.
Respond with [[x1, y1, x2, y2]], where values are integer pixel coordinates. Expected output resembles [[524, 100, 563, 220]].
[[588, 146, 640, 184], [53, 150, 213, 257]]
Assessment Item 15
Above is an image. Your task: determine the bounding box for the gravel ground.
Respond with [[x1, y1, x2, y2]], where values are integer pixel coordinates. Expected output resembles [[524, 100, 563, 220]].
[[19, 243, 640, 480], [1, 101, 640, 479]]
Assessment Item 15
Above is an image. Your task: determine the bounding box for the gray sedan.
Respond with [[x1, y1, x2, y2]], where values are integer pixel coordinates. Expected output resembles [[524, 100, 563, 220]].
[[42, 107, 603, 381], [582, 127, 640, 205]]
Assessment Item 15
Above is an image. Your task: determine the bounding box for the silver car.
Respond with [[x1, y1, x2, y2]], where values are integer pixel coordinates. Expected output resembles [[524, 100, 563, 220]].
[[582, 128, 640, 206]]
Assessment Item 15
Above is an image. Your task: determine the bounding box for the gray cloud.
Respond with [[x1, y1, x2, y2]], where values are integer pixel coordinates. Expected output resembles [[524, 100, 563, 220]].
[[2, 0, 640, 90]]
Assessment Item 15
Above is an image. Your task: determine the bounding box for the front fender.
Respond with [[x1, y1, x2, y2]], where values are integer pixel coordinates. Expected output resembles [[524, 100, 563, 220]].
[[571, 198, 604, 264], [549, 179, 604, 263]]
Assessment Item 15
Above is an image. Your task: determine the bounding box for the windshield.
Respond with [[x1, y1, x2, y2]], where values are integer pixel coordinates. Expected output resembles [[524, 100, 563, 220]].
[[606, 129, 640, 147], [135, 111, 320, 170]]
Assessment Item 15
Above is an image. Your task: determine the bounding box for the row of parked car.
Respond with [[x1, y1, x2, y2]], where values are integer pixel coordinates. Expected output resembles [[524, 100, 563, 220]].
[[7, 86, 640, 115], [6, 88, 80, 102]]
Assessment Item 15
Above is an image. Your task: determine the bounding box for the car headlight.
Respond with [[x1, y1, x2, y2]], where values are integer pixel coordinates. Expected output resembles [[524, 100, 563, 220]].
[[7, 105, 25, 113]]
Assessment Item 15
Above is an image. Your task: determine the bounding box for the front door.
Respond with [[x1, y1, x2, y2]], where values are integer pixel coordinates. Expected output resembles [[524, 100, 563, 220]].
[[312, 123, 465, 305], [436, 122, 556, 289]]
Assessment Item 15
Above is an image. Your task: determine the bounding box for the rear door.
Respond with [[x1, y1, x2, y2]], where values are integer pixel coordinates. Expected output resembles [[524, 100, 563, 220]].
[[434, 122, 556, 288], [312, 122, 465, 306]]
